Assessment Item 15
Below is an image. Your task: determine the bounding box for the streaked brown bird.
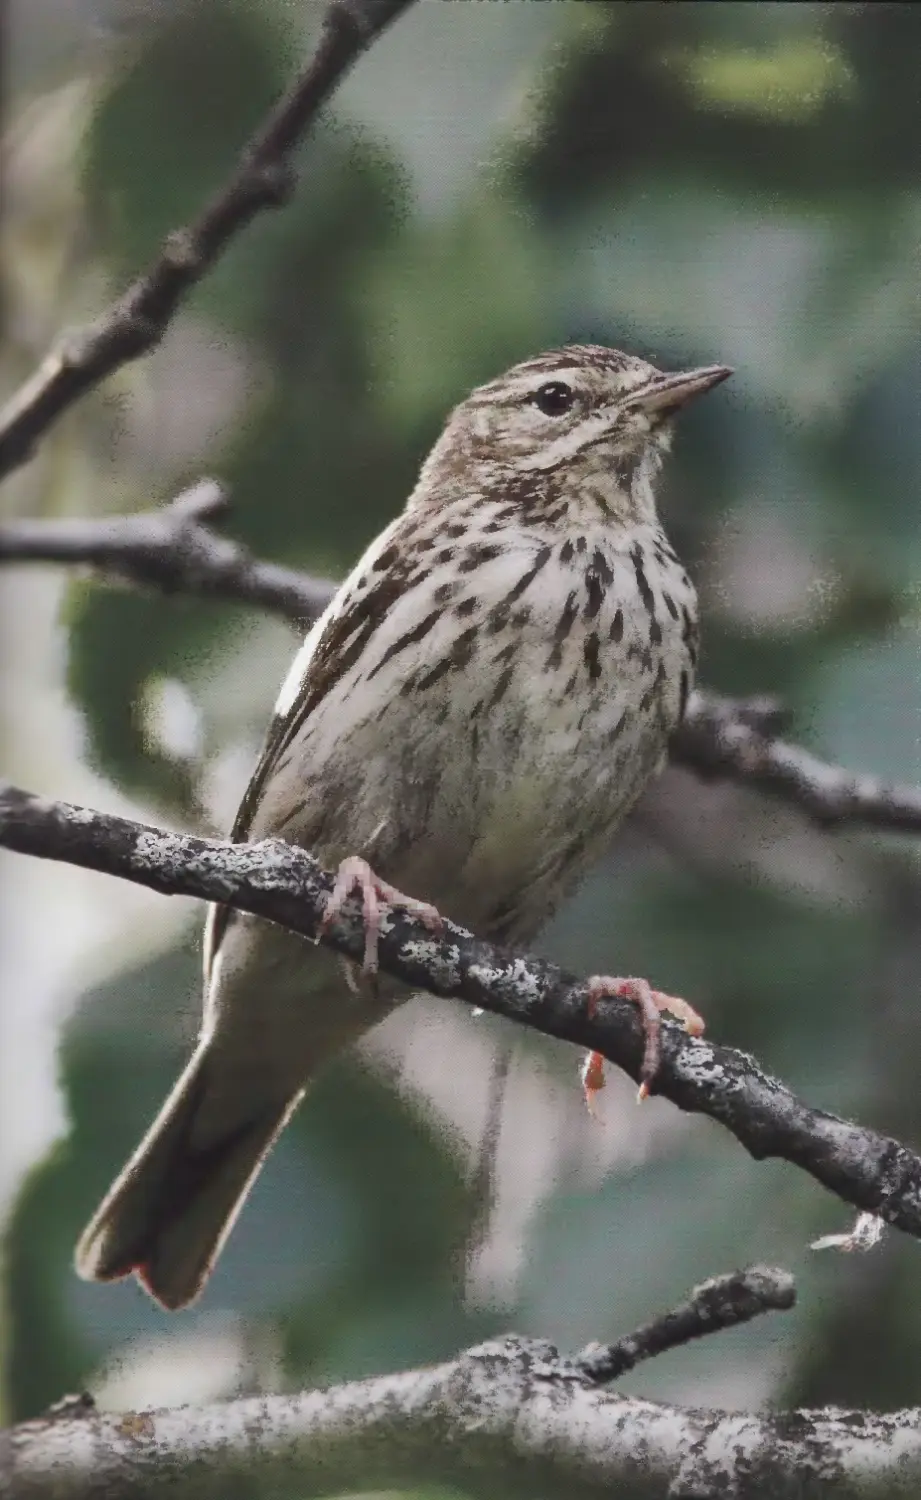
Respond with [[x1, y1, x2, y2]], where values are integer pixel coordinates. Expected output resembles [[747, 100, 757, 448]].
[[76, 345, 730, 1309]]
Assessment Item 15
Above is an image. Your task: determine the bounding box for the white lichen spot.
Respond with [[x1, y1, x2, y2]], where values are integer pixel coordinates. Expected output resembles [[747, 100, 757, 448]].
[[402, 938, 461, 988], [134, 830, 189, 870], [241, 842, 299, 889], [672, 1037, 727, 1089], [65, 804, 102, 825], [506, 957, 542, 1003], [469, 957, 541, 1013]]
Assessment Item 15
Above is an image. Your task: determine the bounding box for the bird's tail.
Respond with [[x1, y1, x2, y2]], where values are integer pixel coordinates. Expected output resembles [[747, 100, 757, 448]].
[[74, 1042, 301, 1310]]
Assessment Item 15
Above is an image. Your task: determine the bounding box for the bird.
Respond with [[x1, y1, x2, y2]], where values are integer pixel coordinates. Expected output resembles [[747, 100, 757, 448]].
[[75, 344, 730, 1309]]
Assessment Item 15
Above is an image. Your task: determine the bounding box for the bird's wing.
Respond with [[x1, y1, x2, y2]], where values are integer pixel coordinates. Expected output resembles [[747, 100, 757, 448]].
[[203, 532, 411, 983]]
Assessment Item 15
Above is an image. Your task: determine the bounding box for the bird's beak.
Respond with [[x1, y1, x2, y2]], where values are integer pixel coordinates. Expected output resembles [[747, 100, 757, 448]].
[[627, 364, 733, 417]]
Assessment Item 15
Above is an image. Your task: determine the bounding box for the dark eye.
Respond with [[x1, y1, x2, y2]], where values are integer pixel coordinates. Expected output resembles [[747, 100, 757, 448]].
[[533, 381, 574, 417]]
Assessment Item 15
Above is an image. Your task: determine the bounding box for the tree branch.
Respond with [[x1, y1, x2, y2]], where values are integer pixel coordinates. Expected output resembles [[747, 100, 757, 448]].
[[4, 491, 921, 837], [6, 1328, 921, 1500], [0, 0, 416, 482], [575, 1265, 795, 1384], [0, 481, 331, 623], [672, 689, 921, 835], [3, 782, 921, 1243]]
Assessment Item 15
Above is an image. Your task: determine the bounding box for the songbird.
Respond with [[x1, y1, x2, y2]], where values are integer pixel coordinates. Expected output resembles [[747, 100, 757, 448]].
[[76, 345, 729, 1309]]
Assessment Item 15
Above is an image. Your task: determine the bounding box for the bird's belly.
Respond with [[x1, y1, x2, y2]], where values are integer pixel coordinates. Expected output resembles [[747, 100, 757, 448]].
[[276, 537, 694, 946], [379, 628, 679, 942]]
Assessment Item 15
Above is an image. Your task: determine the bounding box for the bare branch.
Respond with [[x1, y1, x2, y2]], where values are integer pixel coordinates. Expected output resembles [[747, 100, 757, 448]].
[[3, 781, 921, 1243], [674, 689, 921, 835], [575, 1265, 796, 1384], [4, 495, 921, 838], [6, 1330, 921, 1500], [0, 0, 416, 482], [0, 482, 331, 623]]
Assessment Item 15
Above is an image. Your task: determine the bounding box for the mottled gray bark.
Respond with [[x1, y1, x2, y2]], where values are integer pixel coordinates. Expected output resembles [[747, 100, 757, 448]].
[[5, 1335, 921, 1500]]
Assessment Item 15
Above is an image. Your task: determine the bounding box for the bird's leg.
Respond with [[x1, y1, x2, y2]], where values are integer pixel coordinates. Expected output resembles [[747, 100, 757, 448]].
[[320, 856, 443, 973], [581, 976, 705, 1114]]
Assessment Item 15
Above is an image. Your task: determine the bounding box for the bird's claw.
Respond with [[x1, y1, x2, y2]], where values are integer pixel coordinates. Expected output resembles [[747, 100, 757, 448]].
[[581, 976, 705, 1111], [320, 855, 443, 973]]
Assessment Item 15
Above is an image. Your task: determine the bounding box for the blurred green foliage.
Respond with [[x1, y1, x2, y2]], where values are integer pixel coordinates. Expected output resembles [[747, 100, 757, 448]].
[[5, 2, 921, 1495]]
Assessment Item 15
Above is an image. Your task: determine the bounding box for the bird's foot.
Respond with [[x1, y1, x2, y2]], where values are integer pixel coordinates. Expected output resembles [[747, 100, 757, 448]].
[[581, 976, 705, 1114], [320, 856, 443, 973]]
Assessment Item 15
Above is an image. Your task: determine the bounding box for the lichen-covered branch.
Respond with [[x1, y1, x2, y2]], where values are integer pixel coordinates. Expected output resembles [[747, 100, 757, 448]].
[[5, 1332, 920, 1500], [0, 0, 415, 481], [3, 781, 921, 1243], [4, 493, 921, 837]]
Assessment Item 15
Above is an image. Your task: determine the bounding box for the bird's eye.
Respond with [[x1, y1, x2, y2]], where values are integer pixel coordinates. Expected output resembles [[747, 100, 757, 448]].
[[533, 381, 574, 417]]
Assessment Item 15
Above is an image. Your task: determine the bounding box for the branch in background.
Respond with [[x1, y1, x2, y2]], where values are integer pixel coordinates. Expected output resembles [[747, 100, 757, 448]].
[[0, 0, 415, 482], [4, 492, 921, 838], [0, 482, 331, 623], [674, 690, 921, 835], [4, 782, 921, 1244], [7, 1329, 921, 1500], [575, 1265, 795, 1384]]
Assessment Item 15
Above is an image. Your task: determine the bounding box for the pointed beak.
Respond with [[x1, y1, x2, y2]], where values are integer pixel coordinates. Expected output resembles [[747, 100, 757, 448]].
[[628, 364, 733, 417]]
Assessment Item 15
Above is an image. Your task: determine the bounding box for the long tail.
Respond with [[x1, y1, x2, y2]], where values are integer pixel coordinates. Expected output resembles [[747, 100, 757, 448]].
[[74, 1043, 301, 1310]]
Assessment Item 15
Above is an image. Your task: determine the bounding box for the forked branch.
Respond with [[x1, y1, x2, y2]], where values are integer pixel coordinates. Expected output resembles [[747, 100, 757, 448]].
[[6, 1326, 921, 1500]]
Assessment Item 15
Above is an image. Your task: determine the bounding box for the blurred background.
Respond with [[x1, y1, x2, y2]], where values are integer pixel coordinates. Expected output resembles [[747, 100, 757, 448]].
[[3, 0, 921, 1488]]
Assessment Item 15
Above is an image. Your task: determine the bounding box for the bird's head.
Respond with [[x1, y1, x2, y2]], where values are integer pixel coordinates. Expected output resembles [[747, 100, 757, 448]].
[[417, 344, 731, 527]]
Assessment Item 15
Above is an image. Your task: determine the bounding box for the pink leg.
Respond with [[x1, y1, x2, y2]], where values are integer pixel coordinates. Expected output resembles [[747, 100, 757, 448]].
[[581, 976, 705, 1112], [320, 856, 443, 973]]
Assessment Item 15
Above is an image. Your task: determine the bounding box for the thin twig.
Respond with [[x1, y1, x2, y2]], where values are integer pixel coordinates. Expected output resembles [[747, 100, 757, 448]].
[[0, 0, 416, 481], [3, 494, 921, 837], [575, 1265, 796, 1384], [3, 782, 921, 1243]]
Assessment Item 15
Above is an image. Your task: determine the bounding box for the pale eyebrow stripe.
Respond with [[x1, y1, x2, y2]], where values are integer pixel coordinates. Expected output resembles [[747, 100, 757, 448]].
[[467, 367, 584, 407]]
